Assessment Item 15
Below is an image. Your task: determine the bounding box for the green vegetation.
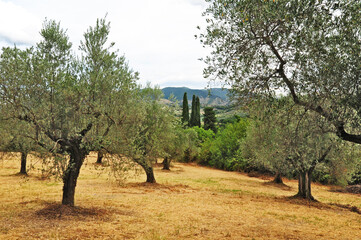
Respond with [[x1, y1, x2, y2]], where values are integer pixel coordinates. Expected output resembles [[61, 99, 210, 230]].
[[0, 4, 361, 239], [198, 0, 361, 200], [199, 118, 248, 171], [203, 107, 217, 133], [200, 0, 361, 145], [189, 94, 201, 128], [181, 92, 189, 126]]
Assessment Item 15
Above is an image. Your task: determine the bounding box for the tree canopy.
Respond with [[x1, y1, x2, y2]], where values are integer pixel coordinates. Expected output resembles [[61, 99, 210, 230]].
[[203, 106, 217, 133], [0, 18, 138, 206], [200, 0, 361, 144]]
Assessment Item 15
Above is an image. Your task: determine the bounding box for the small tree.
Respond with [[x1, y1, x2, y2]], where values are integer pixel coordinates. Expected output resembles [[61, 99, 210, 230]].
[[241, 99, 294, 183], [203, 107, 217, 133], [161, 124, 190, 170], [182, 127, 201, 162], [181, 92, 189, 126], [243, 98, 356, 200], [112, 86, 179, 182], [0, 119, 40, 175]]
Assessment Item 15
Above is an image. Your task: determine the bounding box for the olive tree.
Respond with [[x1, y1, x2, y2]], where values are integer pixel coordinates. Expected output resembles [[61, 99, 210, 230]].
[[199, 0, 361, 144], [0, 119, 40, 175], [0, 18, 137, 206], [243, 98, 356, 199], [242, 99, 291, 184], [110, 86, 178, 182]]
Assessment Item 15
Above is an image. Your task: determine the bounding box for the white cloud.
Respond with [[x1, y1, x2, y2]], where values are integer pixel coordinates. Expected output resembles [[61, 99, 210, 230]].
[[186, 0, 208, 7], [0, 0, 210, 88], [0, 0, 41, 45]]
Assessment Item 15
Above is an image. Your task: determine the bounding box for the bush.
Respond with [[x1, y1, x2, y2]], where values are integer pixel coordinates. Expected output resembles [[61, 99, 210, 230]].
[[198, 118, 249, 171], [180, 127, 201, 162], [349, 162, 361, 185], [312, 164, 333, 185]]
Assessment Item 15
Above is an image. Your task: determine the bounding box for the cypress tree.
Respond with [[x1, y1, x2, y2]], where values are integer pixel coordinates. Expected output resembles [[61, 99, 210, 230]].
[[203, 107, 217, 133], [190, 95, 196, 127], [181, 92, 189, 126], [195, 96, 201, 127]]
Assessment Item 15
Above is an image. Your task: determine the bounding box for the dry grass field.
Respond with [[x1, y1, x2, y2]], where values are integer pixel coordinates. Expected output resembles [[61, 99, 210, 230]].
[[0, 153, 360, 240]]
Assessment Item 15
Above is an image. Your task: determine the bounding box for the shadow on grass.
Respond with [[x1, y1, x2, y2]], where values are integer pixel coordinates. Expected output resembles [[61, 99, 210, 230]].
[[278, 196, 361, 215], [36, 203, 107, 219], [24, 201, 135, 221], [124, 182, 192, 192], [3, 172, 29, 178], [3, 171, 54, 181], [329, 185, 361, 195], [153, 164, 185, 174], [263, 181, 293, 191]]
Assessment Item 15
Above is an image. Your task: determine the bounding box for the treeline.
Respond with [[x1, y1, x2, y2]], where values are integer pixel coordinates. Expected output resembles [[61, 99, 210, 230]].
[[179, 94, 361, 200]]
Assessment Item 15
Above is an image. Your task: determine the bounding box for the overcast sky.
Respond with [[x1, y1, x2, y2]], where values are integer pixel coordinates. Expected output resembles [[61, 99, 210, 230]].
[[0, 0, 215, 89]]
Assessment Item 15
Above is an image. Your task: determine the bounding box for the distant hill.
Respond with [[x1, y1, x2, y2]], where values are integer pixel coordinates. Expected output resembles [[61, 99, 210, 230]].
[[162, 87, 230, 106]]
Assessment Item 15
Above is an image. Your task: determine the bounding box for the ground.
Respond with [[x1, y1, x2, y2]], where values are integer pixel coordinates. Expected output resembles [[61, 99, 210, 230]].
[[0, 153, 360, 240]]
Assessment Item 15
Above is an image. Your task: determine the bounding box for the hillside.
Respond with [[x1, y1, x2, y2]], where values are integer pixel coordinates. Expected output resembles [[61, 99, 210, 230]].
[[162, 87, 230, 106], [0, 153, 360, 239]]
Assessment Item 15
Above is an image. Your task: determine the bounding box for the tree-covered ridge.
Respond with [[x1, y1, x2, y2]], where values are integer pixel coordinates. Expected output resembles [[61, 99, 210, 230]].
[[162, 87, 230, 105]]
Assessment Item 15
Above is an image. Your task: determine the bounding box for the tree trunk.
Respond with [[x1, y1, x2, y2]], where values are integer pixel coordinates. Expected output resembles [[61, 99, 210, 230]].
[[96, 150, 103, 164], [135, 159, 156, 183], [295, 169, 315, 200], [162, 157, 170, 170], [272, 172, 283, 184], [20, 152, 27, 175], [62, 147, 86, 206], [145, 167, 156, 183]]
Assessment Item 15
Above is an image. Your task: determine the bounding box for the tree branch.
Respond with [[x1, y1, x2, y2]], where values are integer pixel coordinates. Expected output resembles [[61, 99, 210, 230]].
[[265, 38, 361, 144]]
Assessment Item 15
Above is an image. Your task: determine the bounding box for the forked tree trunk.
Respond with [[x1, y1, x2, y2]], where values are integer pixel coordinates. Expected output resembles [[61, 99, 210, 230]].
[[20, 152, 28, 175], [96, 150, 103, 164], [162, 157, 171, 170], [272, 172, 283, 184], [295, 169, 315, 200], [62, 147, 86, 206]]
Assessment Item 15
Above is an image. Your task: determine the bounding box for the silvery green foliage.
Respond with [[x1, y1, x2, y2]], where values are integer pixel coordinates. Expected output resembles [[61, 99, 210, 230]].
[[200, 0, 361, 144], [0, 18, 138, 177]]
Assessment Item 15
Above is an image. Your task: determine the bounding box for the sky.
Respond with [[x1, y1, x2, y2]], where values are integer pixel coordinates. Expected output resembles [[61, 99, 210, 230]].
[[0, 0, 215, 89]]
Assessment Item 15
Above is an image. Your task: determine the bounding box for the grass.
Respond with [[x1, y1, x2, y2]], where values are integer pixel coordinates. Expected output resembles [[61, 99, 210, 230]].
[[0, 153, 360, 239]]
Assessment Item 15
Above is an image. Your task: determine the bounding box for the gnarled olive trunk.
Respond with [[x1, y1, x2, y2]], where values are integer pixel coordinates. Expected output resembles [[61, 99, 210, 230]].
[[62, 147, 86, 206], [20, 152, 28, 175], [145, 166, 156, 183], [135, 158, 156, 183], [162, 157, 171, 170], [96, 150, 103, 164], [295, 169, 314, 201]]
